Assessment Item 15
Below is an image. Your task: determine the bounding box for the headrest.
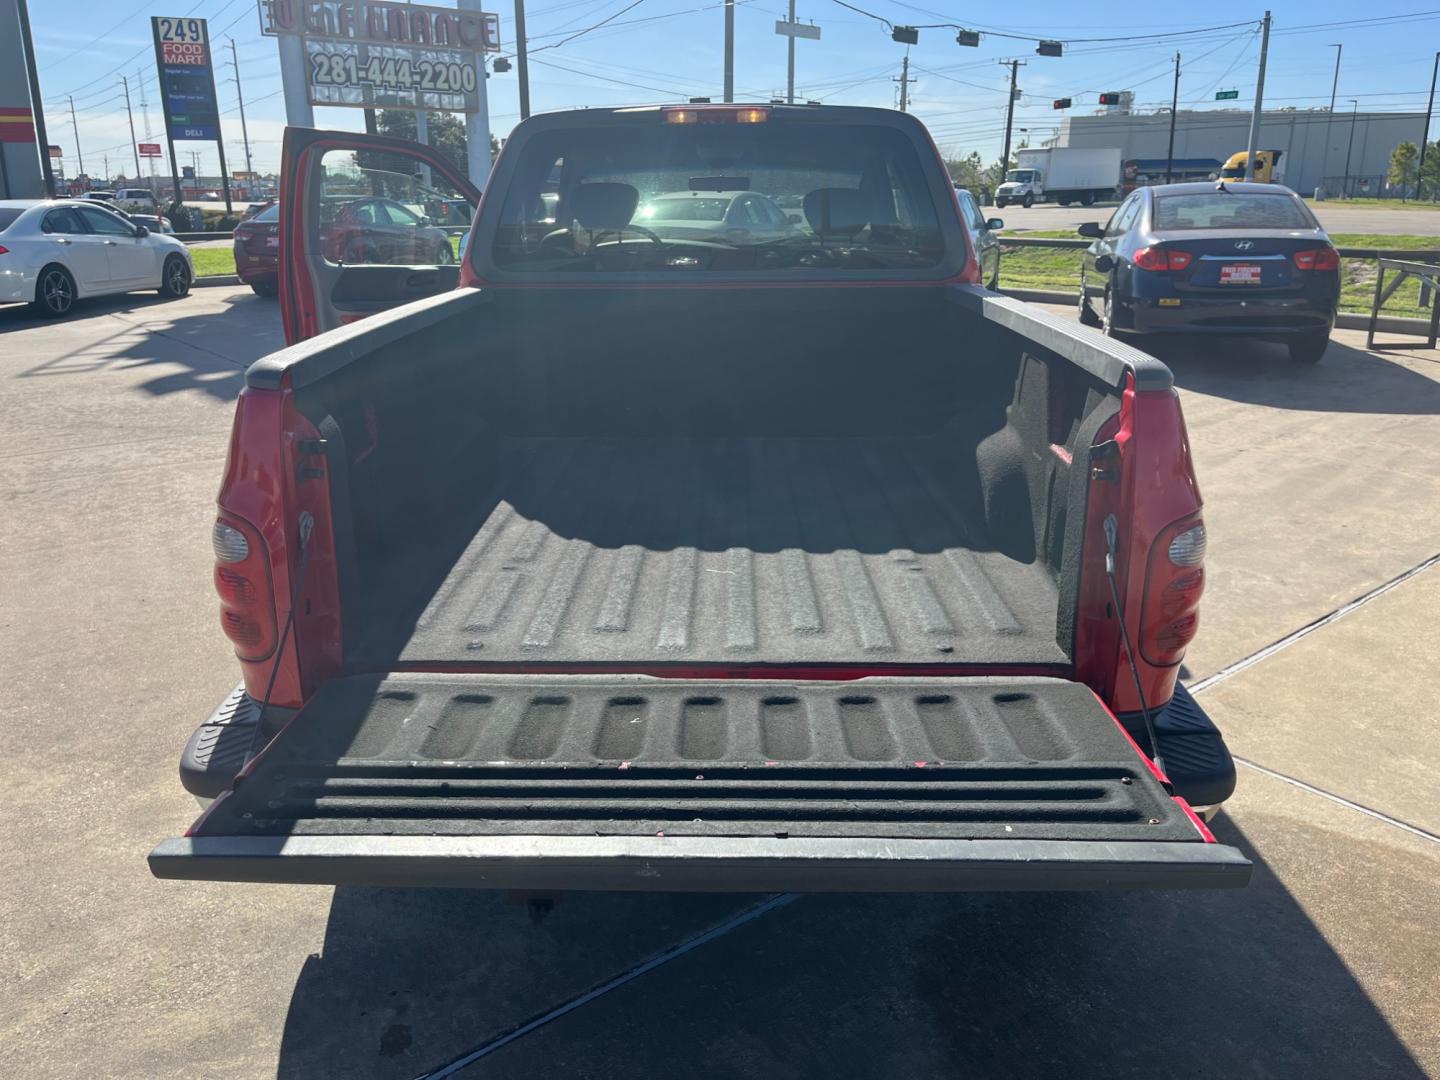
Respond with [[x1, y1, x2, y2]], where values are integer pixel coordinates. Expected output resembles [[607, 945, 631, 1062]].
[[571, 183, 639, 230], [803, 188, 869, 237]]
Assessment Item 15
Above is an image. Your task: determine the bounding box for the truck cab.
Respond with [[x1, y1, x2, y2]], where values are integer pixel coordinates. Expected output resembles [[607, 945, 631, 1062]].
[[995, 168, 1042, 208], [1219, 150, 1284, 184]]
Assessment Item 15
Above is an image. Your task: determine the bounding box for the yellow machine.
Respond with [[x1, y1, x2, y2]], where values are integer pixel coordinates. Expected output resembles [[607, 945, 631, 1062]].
[[1218, 150, 1283, 184]]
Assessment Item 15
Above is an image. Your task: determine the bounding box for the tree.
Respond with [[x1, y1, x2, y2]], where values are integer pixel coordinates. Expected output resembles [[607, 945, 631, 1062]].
[[944, 151, 986, 191], [374, 110, 502, 173], [1419, 140, 1440, 201], [1388, 140, 1420, 201]]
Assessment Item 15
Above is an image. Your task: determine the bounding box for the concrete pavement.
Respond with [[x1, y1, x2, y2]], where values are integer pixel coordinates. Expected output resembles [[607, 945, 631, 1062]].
[[1, 287, 1437, 1078]]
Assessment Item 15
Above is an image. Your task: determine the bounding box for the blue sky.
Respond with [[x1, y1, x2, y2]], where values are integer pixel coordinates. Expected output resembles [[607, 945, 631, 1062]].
[[26, 1, 1440, 180]]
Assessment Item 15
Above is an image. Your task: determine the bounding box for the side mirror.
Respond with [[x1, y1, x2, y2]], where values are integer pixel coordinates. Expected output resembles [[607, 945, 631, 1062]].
[[134, 225, 149, 238], [986, 218, 1004, 232], [1076, 222, 1103, 238], [418, 216, 432, 227], [1094, 254, 1115, 273]]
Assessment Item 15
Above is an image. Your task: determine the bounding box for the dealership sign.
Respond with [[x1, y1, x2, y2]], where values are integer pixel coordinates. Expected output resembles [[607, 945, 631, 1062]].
[[261, 1, 500, 52], [151, 17, 222, 140]]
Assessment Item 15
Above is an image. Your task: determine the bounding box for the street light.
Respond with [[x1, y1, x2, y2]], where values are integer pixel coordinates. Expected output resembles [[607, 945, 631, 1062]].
[[1343, 99, 1359, 199]]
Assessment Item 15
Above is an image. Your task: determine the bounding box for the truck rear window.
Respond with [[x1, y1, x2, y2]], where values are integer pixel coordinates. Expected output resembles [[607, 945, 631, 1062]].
[[1154, 192, 1315, 231], [491, 118, 945, 272]]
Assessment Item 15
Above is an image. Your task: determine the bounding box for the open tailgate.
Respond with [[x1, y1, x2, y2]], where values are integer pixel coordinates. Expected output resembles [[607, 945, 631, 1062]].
[[150, 674, 1250, 892]]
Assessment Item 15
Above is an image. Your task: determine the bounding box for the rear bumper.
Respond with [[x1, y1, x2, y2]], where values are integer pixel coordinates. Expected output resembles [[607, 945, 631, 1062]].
[[233, 248, 278, 285], [149, 834, 1252, 892], [1124, 294, 1334, 336]]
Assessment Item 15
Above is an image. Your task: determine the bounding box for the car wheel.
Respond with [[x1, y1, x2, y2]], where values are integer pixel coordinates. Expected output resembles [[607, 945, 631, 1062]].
[[988, 269, 1000, 291], [32, 265, 77, 319], [1102, 288, 1119, 336], [437, 242, 454, 264], [250, 277, 279, 298], [159, 255, 191, 298], [1287, 331, 1329, 365], [1022, 194, 1034, 209]]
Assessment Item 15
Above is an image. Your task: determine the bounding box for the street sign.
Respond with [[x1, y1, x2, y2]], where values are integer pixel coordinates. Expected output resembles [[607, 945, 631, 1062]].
[[1215, 90, 1240, 100], [138, 142, 162, 157], [151, 17, 222, 140], [774, 20, 821, 40], [182, 165, 195, 178], [47, 144, 62, 158]]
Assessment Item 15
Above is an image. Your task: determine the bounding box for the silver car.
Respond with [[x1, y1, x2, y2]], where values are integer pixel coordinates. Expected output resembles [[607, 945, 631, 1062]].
[[0, 199, 194, 318]]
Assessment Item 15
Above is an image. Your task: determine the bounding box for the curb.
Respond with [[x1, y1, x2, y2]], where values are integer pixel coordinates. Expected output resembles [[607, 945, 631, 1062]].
[[194, 275, 241, 287], [995, 287, 1432, 335]]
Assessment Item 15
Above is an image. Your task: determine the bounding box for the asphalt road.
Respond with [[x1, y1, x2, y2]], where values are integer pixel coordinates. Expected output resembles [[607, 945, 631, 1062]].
[[1000, 199, 1440, 237], [2, 287, 1438, 1078]]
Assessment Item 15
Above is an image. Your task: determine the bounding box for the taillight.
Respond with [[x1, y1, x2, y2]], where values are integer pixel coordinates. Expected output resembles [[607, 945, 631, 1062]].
[[663, 106, 770, 124], [1293, 247, 1339, 271], [0, 245, 8, 255], [1140, 517, 1206, 666], [212, 514, 278, 660], [1133, 247, 1190, 272]]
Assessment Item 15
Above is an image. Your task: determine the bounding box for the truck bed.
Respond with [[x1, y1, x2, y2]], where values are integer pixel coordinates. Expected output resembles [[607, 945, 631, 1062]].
[[354, 433, 1066, 669]]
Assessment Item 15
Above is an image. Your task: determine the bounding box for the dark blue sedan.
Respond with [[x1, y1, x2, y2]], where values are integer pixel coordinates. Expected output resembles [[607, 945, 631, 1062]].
[[1076, 182, 1341, 363]]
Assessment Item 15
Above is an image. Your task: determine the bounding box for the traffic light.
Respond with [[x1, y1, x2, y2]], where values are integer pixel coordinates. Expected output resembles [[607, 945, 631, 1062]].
[[1099, 92, 1121, 105], [956, 29, 980, 47], [492, 57, 511, 72], [1052, 97, 1072, 110], [891, 25, 919, 44], [1036, 40, 1063, 57]]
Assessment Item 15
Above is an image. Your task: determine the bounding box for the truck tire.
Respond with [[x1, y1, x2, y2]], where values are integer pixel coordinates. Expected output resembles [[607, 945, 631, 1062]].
[[1057, 197, 1071, 207], [1022, 194, 1034, 209], [1081, 192, 1096, 206], [1287, 331, 1329, 365], [995, 198, 1008, 208]]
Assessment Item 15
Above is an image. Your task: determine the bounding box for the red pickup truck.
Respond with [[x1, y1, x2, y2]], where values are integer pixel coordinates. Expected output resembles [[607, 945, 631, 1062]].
[[150, 106, 1246, 892]]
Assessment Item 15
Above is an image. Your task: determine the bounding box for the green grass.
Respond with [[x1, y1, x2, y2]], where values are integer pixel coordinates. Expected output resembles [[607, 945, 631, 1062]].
[[998, 230, 1440, 317], [1302, 197, 1440, 211], [190, 247, 237, 278]]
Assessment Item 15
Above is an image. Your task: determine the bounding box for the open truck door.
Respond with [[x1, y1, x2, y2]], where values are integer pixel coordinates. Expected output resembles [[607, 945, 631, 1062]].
[[279, 126, 481, 345]]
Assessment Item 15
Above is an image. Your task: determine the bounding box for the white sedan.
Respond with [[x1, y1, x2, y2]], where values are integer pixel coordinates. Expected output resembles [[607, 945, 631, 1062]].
[[0, 199, 194, 318]]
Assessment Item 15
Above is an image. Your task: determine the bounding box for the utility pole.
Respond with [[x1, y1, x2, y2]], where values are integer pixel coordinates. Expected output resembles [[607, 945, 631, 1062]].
[[137, 68, 156, 189], [786, 0, 796, 104], [1419, 52, 1439, 200], [1323, 43, 1342, 191], [68, 95, 85, 176], [1343, 99, 1359, 198], [228, 40, 253, 180], [894, 52, 915, 112], [999, 59, 1024, 178], [514, 0, 531, 119], [723, 0, 735, 102], [122, 76, 141, 180], [1166, 52, 1180, 184], [1243, 11, 1271, 181]]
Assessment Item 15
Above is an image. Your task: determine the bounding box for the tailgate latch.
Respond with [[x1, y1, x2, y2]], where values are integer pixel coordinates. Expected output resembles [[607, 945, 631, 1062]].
[[1089, 439, 1121, 483]]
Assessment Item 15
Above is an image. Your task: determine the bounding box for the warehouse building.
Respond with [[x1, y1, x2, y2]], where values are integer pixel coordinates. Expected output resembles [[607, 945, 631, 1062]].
[[1056, 108, 1428, 196]]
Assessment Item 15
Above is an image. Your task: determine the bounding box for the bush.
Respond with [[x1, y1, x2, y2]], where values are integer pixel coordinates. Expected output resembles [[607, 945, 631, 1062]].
[[165, 201, 195, 231], [213, 214, 241, 232]]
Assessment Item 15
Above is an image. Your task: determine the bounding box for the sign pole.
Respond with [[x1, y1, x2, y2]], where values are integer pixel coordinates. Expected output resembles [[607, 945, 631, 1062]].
[[786, 0, 795, 104], [15, 0, 55, 196]]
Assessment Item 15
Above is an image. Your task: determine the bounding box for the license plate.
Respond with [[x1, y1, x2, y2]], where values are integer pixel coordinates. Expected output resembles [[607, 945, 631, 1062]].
[[265, 236, 278, 248], [1219, 263, 1263, 284]]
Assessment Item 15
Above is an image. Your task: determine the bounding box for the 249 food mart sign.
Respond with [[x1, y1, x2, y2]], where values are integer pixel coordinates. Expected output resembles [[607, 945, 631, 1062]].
[[152, 16, 222, 141], [260, 1, 500, 113]]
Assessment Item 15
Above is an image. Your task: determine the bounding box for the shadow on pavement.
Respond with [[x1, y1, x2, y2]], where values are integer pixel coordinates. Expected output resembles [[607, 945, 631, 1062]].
[[5, 289, 282, 403], [1148, 334, 1440, 415], [274, 816, 1423, 1079]]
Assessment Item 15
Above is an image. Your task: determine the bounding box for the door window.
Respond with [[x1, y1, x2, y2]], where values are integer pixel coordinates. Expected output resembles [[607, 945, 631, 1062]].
[[318, 148, 467, 268], [1107, 196, 1140, 236], [78, 205, 135, 236], [42, 207, 88, 234]]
